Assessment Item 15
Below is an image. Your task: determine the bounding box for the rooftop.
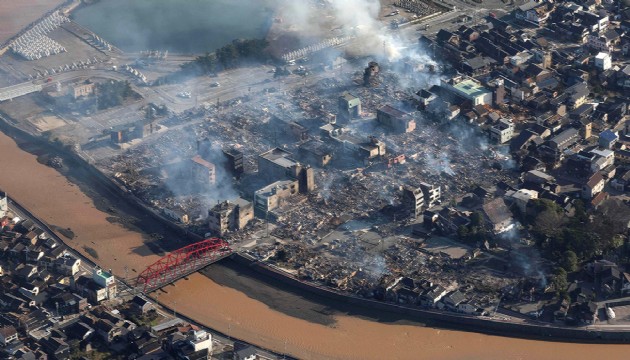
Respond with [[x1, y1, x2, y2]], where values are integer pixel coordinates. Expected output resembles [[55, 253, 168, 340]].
[[260, 148, 298, 168], [378, 104, 408, 119], [451, 79, 491, 98], [191, 155, 215, 170]]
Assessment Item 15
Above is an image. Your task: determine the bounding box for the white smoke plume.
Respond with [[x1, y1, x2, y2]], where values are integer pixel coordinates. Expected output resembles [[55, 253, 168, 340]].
[[276, 0, 407, 59]]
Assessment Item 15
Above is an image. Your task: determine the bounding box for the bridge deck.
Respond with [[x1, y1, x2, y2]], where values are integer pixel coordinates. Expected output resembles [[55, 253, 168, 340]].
[[139, 252, 232, 293], [0, 82, 43, 101]]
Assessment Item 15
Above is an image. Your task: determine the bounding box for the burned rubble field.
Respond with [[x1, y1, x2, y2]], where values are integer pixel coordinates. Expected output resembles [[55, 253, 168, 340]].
[[97, 62, 522, 304]]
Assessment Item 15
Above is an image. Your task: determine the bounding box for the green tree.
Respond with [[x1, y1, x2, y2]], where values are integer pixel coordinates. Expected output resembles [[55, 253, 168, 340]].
[[561, 250, 578, 272], [552, 268, 568, 296], [533, 208, 566, 239], [470, 211, 483, 227], [457, 225, 469, 240]]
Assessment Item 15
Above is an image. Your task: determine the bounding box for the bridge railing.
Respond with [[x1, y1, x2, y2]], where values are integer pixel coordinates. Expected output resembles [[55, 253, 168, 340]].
[[135, 238, 232, 292]]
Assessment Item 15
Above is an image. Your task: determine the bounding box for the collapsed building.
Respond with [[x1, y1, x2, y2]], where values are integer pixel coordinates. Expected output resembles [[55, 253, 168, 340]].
[[363, 61, 380, 87]]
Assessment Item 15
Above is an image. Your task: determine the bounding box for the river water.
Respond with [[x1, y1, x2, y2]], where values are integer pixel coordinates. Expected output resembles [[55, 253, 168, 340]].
[[72, 0, 274, 53]]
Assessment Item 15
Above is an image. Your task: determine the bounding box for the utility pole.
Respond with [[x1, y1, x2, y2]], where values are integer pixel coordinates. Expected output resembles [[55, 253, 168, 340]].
[[265, 209, 270, 239]]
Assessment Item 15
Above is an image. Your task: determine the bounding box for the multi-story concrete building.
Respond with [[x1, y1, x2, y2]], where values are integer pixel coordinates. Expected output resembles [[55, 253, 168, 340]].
[[223, 148, 244, 177], [420, 183, 441, 209], [402, 186, 424, 219], [208, 198, 254, 235], [440, 76, 492, 106], [258, 148, 314, 193], [93, 268, 117, 300], [191, 155, 216, 186], [70, 82, 94, 99], [377, 105, 416, 133], [594, 52, 612, 71], [338, 92, 361, 122], [254, 179, 299, 214], [489, 119, 515, 144]]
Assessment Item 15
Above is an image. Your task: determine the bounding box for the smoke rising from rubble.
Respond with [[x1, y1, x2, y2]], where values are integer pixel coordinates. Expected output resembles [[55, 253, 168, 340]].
[[424, 152, 455, 176], [159, 130, 239, 218], [360, 253, 389, 278], [500, 223, 548, 288]]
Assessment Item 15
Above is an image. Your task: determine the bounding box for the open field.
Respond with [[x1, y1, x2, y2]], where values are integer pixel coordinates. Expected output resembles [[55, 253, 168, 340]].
[[0, 0, 66, 44]]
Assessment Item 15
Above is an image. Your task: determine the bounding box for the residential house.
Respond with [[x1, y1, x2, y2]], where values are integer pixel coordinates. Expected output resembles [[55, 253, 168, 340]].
[[565, 82, 589, 110], [587, 29, 620, 52], [514, 1, 554, 26], [64, 321, 95, 342], [54, 255, 80, 276], [96, 318, 124, 344], [458, 299, 485, 315], [582, 172, 605, 199], [599, 129, 618, 149], [130, 296, 154, 315], [482, 198, 514, 234], [0, 325, 18, 346], [49, 292, 88, 315], [489, 118, 515, 144], [74, 276, 109, 304], [508, 189, 539, 213], [420, 284, 448, 308], [234, 342, 258, 360], [440, 290, 467, 311], [39, 336, 70, 359]]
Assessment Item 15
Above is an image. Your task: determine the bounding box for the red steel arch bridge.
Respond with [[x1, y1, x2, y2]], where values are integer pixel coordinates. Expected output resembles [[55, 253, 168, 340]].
[[135, 238, 232, 293]]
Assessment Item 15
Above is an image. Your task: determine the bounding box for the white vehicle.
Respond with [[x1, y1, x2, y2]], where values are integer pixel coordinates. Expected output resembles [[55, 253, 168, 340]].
[[210, 82, 220, 87]]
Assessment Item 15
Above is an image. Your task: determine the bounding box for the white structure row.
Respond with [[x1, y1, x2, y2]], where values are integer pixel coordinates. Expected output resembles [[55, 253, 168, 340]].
[[27, 56, 104, 80], [9, 11, 70, 60], [281, 36, 354, 62], [91, 34, 112, 51], [123, 65, 147, 84]]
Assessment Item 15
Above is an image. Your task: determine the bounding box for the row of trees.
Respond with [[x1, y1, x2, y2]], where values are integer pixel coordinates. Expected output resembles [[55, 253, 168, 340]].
[[529, 199, 627, 262], [96, 80, 133, 110], [180, 38, 269, 75]]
